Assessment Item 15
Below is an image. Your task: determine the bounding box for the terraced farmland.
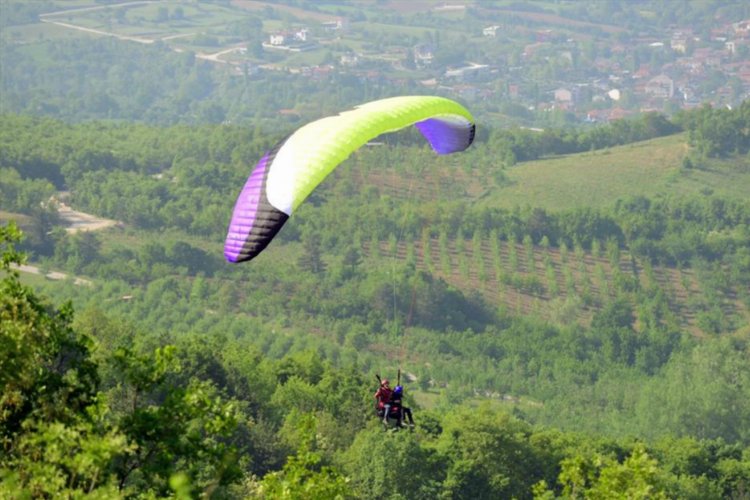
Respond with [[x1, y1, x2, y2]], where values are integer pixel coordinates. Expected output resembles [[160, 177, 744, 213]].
[[363, 235, 749, 337]]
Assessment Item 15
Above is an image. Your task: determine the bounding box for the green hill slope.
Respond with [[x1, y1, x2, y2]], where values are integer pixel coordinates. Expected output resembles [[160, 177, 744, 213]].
[[485, 133, 750, 210], [343, 133, 750, 212], [323, 132, 750, 336]]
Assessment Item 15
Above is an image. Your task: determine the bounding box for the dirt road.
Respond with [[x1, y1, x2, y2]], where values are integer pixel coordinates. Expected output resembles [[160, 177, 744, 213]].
[[56, 202, 119, 234], [11, 263, 92, 286]]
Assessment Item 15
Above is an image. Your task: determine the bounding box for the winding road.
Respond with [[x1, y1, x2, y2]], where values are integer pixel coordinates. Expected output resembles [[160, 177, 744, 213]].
[[56, 201, 119, 234], [8, 199, 121, 286], [10, 263, 92, 286]]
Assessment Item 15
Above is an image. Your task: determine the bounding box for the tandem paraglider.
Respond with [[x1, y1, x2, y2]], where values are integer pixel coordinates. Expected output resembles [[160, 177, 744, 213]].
[[223, 95, 476, 263], [375, 373, 415, 431]]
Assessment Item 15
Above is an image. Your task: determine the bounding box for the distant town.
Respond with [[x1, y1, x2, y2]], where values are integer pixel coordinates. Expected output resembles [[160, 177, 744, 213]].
[[249, 13, 750, 123], [5, 1, 750, 126]]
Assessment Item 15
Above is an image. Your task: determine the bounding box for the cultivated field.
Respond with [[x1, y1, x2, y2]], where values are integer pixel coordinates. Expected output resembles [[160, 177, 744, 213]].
[[362, 234, 750, 337]]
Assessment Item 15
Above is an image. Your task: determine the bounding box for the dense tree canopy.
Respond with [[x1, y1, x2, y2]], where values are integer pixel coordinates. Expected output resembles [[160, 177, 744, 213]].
[[2, 230, 748, 496]]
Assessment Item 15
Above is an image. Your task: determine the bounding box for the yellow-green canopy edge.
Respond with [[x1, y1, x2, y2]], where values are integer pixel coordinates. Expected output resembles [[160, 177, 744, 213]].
[[266, 95, 475, 213]]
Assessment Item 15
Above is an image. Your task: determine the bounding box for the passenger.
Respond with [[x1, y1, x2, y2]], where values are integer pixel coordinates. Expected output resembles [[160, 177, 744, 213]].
[[374, 379, 393, 425]]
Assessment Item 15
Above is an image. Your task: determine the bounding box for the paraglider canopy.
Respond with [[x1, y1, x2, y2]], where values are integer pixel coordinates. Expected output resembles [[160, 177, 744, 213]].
[[224, 95, 476, 263]]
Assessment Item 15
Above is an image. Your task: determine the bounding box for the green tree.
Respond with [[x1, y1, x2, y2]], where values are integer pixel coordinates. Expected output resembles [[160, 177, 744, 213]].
[[549, 445, 670, 499], [438, 406, 548, 499], [252, 414, 350, 499], [0, 222, 99, 442], [0, 222, 127, 496], [635, 339, 750, 443], [345, 427, 443, 499], [298, 232, 326, 274], [110, 345, 246, 495]]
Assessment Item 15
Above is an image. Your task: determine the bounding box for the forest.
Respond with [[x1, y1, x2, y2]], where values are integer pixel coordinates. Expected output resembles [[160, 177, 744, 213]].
[[2, 100, 750, 497], [2, 221, 750, 498]]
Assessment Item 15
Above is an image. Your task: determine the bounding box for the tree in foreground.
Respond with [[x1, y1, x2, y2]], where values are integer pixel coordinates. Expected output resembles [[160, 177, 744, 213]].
[[0, 222, 245, 497]]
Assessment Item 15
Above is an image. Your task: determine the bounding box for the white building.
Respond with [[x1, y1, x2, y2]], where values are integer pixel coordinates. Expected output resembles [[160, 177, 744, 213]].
[[483, 25, 501, 37], [269, 33, 286, 46], [645, 74, 675, 99]]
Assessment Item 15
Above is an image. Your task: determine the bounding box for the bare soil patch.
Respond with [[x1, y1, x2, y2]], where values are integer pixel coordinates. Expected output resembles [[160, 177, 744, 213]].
[[57, 202, 119, 233]]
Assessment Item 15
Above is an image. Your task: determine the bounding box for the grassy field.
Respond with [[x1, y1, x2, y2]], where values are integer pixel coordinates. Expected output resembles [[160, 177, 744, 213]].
[[483, 133, 750, 211], [2, 21, 95, 43], [231, 0, 341, 22], [8, 2, 248, 45], [344, 133, 750, 212]]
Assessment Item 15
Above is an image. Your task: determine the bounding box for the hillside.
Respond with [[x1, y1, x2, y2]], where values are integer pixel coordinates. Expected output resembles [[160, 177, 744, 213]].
[[496, 134, 750, 210], [6, 216, 750, 499], [321, 133, 750, 336], [344, 133, 750, 211], [5, 123, 749, 340]]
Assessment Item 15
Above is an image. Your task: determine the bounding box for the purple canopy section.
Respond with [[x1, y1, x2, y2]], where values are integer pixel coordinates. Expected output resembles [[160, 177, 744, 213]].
[[414, 117, 475, 155], [224, 148, 289, 264], [224, 152, 270, 262]]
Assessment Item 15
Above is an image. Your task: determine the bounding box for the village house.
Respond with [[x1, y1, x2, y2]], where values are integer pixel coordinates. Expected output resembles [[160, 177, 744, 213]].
[[587, 107, 634, 123], [522, 42, 545, 59], [670, 36, 689, 54], [680, 86, 698, 105], [321, 19, 347, 32], [564, 51, 577, 66], [693, 48, 722, 68], [414, 44, 435, 68], [269, 33, 287, 46], [339, 53, 359, 67], [676, 55, 705, 76], [451, 84, 480, 100], [301, 64, 334, 80], [554, 88, 573, 103], [645, 74, 675, 99], [732, 19, 750, 38], [277, 108, 300, 119], [265, 28, 315, 51], [434, 3, 466, 12], [633, 65, 653, 80], [483, 25, 501, 37], [536, 29, 553, 42]]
